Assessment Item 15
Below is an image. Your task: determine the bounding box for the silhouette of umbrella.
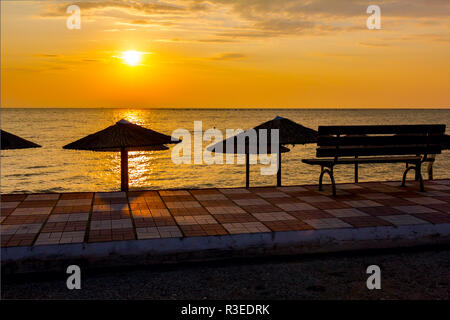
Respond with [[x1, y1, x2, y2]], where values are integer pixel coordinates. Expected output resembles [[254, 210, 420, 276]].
[[253, 116, 318, 186], [207, 129, 290, 188], [63, 119, 179, 191], [208, 116, 317, 187], [1, 130, 41, 150]]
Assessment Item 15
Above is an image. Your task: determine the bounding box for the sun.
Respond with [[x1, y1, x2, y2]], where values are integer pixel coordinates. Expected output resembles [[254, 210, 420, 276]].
[[121, 50, 143, 66]]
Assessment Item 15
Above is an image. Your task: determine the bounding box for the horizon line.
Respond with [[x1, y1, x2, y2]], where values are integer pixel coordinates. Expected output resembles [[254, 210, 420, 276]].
[[1, 106, 450, 110]]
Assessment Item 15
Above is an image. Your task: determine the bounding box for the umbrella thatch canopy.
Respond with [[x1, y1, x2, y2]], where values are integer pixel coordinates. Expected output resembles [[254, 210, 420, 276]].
[[63, 119, 179, 191], [1, 130, 41, 150], [253, 116, 318, 145], [207, 115, 317, 187]]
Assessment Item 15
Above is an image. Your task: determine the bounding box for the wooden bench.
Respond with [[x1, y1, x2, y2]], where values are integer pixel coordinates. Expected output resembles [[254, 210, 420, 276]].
[[302, 124, 446, 196]]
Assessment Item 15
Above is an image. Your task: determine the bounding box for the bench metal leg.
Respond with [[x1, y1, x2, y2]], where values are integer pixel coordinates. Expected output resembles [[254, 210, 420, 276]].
[[319, 166, 336, 196], [402, 162, 424, 192]]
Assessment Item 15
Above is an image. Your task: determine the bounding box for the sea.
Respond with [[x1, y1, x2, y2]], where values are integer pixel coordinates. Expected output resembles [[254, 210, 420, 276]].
[[1, 108, 449, 194]]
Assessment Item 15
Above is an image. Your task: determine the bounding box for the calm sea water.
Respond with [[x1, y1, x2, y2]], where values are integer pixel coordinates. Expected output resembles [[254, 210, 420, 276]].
[[1, 108, 449, 194]]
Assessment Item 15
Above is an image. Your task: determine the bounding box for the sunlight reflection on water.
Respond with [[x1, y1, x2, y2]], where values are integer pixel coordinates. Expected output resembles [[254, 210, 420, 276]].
[[1, 108, 449, 193]]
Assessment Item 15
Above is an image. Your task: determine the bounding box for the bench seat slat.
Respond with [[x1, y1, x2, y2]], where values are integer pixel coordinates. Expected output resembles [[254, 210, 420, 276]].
[[316, 145, 441, 157], [302, 156, 421, 165], [318, 135, 444, 147], [318, 124, 446, 135]]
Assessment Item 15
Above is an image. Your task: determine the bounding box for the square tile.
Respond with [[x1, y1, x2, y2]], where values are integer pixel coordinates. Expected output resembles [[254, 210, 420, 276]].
[[263, 220, 313, 232], [289, 210, 333, 220], [427, 184, 450, 191], [56, 199, 92, 206], [425, 203, 450, 213], [90, 220, 112, 230], [111, 219, 133, 229], [214, 213, 258, 224], [1, 202, 20, 209], [60, 192, 93, 200], [434, 180, 450, 185], [252, 212, 296, 222], [136, 227, 160, 239], [394, 205, 437, 214], [375, 198, 416, 206], [159, 190, 190, 196], [192, 193, 228, 201], [179, 225, 208, 237], [165, 201, 201, 209], [310, 201, 351, 210], [275, 202, 316, 211], [25, 194, 59, 201], [222, 222, 270, 234], [59, 231, 85, 244], [336, 184, 364, 190], [34, 232, 63, 245], [95, 192, 127, 199], [14, 223, 43, 234], [206, 206, 246, 215], [276, 186, 309, 192], [412, 212, 450, 224], [404, 197, 446, 205], [157, 226, 183, 238], [11, 207, 52, 216], [1, 194, 26, 202], [358, 206, 405, 216], [198, 224, 228, 236], [199, 200, 235, 207], [242, 205, 284, 214], [304, 218, 352, 229], [219, 188, 251, 194], [343, 200, 383, 208], [255, 192, 290, 198], [233, 198, 270, 206], [380, 214, 428, 226], [297, 196, 335, 203], [360, 193, 395, 200], [325, 208, 368, 218], [340, 216, 393, 228]]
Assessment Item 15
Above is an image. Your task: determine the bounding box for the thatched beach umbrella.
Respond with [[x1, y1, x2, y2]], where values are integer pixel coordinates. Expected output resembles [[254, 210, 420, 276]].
[[207, 128, 290, 188], [252, 116, 318, 186], [63, 119, 179, 192], [1, 130, 41, 150], [210, 116, 317, 187]]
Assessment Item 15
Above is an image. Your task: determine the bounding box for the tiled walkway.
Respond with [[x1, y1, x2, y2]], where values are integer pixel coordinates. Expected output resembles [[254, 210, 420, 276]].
[[1, 180, 450, 248]]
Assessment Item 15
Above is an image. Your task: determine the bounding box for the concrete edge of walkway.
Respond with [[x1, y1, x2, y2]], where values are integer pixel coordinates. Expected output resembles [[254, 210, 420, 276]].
[[2, 223, 450, 274]]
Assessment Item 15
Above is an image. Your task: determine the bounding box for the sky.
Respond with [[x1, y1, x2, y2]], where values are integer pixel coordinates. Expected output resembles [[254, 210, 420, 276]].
[[1, 0, 449, 108]]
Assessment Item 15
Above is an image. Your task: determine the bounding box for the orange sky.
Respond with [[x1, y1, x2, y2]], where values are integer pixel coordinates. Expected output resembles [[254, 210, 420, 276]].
[[1, 0, 449, 108]]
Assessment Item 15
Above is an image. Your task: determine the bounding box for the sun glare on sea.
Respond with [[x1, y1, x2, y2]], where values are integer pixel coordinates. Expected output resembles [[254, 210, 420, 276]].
[[121, 50, 143, 66]]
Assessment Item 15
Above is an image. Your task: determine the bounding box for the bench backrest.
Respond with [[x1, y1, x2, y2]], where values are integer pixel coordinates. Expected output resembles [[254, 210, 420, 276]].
[[316, 124, 446, 158]]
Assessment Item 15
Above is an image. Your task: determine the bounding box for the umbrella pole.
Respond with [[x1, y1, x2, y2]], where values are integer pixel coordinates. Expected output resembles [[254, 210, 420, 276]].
[[277, 151, 281, 187], [120, 148, 129, 192], [245, 152, 250, 188]]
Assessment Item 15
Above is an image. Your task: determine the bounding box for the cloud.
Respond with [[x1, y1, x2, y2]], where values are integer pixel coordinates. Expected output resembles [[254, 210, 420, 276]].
[[358, 42, 391, 48], [37, 0, 450, 40], [209, 53, 246, 60], [40, 0, 188, 17]]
